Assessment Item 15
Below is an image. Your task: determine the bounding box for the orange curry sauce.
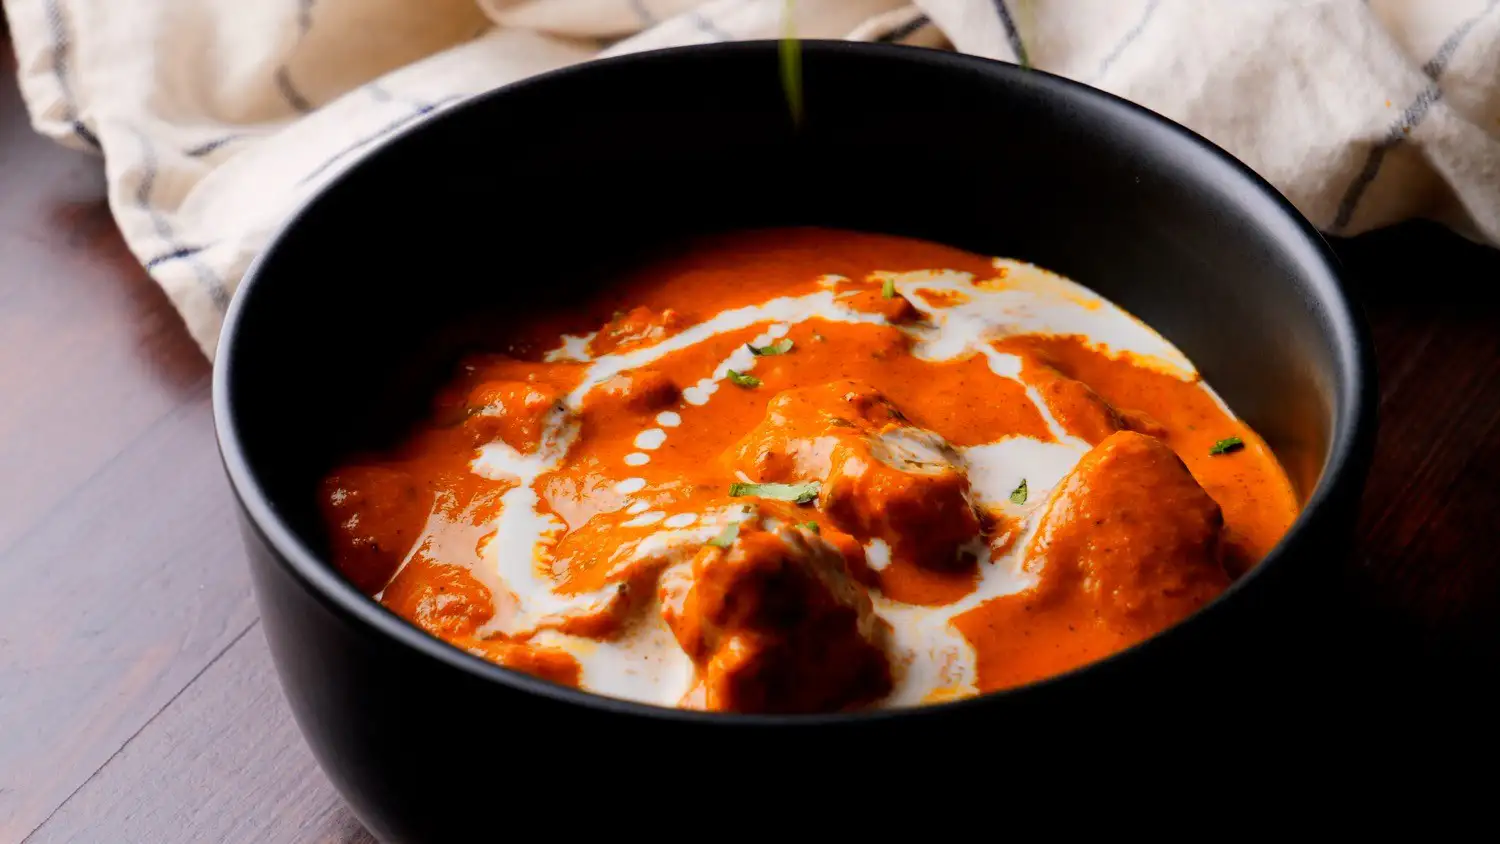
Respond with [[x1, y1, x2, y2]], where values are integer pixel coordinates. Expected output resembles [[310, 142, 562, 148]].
[[318, 229, 1300, 713]]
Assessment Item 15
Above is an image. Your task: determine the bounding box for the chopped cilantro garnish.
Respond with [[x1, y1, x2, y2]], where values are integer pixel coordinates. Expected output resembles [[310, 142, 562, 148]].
[[1209, 437, 1245, 455], [1010, 479, 1028, 505], [803, 521, 820, 534], [881, 277, 897, 298], [727, 370, 761, 388], [748, 339, 794, 356], [729, 481, 820, 504], [707, 523, 740, 549]]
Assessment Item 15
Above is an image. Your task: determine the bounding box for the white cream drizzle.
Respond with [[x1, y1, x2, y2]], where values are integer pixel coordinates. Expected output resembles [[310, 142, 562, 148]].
[[634, 428, 667, 450], [425, 258, 1220, 708], [543, 331, 596, 363], [622, 510, 667, 528]]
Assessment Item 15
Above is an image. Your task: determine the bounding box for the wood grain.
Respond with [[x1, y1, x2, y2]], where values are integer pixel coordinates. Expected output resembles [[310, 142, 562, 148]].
[[25, 622, 374, 844], [0, 29, 362, 843], [3, 22, 1499, 844], [1338, 224, 1500, 680]]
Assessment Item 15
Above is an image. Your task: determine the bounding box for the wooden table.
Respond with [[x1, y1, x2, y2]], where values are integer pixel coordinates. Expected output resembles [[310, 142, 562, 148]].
[[3, 30, 1498, 844]]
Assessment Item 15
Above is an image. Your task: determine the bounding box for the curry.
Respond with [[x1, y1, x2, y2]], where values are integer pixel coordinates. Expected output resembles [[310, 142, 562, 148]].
[[318, 228, 1299, 713]]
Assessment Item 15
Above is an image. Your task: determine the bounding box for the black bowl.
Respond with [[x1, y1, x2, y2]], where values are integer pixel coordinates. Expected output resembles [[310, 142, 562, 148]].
[[215, 41, 1374, 837]]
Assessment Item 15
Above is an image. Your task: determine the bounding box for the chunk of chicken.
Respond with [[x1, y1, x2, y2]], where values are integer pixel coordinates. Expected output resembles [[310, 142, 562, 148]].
[[999, 342, 1167, 444], [660, 522, 892, 713], [461, 380, 566, 451], [381, 551, 496, 637], [589, 306, 688, 356], [1026, 431, 1229, 635], [727, 381, 981, 570], [1022, 357, 1129, 444], [429, 354, 584, 430], [842, 289, 921, 323], [357, 540, 582, 686], [320, 465, 431, 594], [467, 639, 582, 687], [585, 368, 681, 414]]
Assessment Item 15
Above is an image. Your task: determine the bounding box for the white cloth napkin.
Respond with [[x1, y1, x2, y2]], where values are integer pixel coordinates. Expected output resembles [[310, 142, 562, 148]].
[[5, 0, 1499, 358]]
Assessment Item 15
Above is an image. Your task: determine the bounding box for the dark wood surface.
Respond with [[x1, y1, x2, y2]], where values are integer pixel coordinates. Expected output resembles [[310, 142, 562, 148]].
[[2, 28, 1498, 844]]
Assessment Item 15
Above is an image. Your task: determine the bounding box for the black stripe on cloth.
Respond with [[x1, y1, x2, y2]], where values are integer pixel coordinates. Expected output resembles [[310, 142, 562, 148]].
[[72, 121, 100, 148], [630, 0, 657, 27], [274, 66, 315, 114], [1420, 0, 1496, 78], [297, 97, 460, 186], [689, 12, 733, 42], [43, 0, 101, 149], [133, 130, 231, 310], [991, 0, 1030, 66], [144, 245, 209, 270], [876, 14, 932, 44], [1094, 0, 1160, 81], [1332, 0, 1499, 231], [185, 134, 243, 158], [273, 0, 319, 113]]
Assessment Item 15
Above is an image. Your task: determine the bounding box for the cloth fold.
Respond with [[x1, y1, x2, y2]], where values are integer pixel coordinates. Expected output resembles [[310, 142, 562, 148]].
[[4, 0, 1498, 359]]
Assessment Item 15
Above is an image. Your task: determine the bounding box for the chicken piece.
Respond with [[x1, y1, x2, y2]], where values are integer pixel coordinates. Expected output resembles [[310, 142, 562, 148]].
[[585, 368, 681, 414], [660, 523, 892, 713], [1001, 342, 1165, 445], [378, 550, 581, 687], [1117, 407, 1169, 439], [727, 381, 981, 570], [320, 465, 432, 594], [1021, 357, 1127, 444], [727, 380, 903, 480], [467, 639, 582, 687], [380, 552, 495, 638], [822, 426, 981, 571], [589, 306, 689, 355], [842, 289, 921, 323], [1026, 431, 1229, 635], [460, 380, 566, 451]]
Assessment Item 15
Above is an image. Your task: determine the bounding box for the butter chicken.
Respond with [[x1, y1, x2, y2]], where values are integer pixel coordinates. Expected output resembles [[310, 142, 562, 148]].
[[318, 229, 1299, 713]]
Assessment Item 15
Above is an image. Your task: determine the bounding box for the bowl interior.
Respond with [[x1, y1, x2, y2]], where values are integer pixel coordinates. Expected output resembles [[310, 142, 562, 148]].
[[219, 41, 1363, 690]]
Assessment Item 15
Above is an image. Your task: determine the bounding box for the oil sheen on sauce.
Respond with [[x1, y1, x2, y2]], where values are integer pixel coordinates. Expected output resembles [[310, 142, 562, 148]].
[[318, 229, 1300, 714]]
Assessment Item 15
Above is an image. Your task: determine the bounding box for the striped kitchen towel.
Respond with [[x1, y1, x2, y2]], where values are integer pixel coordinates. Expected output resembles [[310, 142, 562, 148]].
[[3, 0, 1498, 358]]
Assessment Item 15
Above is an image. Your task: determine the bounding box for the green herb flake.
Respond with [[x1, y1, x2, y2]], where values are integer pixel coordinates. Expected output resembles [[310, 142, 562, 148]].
[[1009, 479, 1029, 505], [707, 523, 740, 549], [729, 481, 821, 505], [778, 0, 803, 126], [748, 339, 794, 356], [727, 370, 762, 388], [1209, 437, 1245, 455], [881, 277, 897, 299], [803, 521, 820, 534], [1013, 0, 1034, 69]]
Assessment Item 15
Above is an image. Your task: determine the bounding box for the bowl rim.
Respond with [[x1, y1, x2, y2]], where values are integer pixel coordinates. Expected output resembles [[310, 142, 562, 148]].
[[213, 38, 1377, 726]]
